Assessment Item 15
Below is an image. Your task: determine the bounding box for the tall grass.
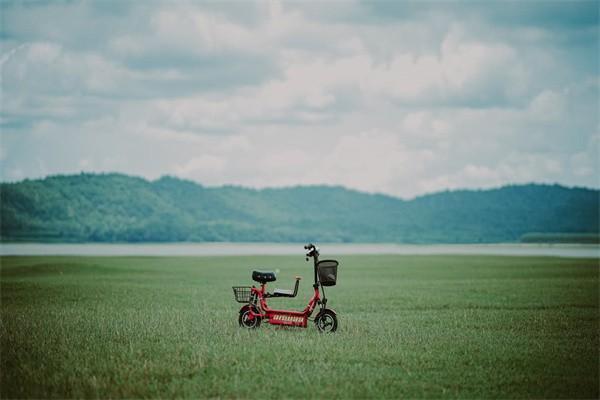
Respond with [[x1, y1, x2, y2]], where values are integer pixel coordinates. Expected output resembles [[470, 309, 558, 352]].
[[1, 255, 598, 398]]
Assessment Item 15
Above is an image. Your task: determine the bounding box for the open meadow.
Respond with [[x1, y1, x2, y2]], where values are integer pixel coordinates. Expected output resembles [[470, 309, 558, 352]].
[[1, 254, 598, 399]]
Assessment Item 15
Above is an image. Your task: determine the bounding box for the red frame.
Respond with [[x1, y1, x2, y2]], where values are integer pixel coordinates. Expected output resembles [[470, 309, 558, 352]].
[[247, 283, 320, 327]]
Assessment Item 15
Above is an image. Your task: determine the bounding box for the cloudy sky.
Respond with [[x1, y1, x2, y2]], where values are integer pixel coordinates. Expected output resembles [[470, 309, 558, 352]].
[[1, 0, 598, 198]]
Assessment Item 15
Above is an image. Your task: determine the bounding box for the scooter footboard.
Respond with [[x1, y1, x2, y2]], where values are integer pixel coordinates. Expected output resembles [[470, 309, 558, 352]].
[[267, 310, 307, 327]]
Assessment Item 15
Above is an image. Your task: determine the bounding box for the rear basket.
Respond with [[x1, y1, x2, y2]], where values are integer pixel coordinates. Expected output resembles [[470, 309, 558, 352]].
[[232, 286, 252, 303], [317, 260, 338, 286]]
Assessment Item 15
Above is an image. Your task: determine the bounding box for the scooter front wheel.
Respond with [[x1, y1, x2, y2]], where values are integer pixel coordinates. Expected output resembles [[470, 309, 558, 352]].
[[315, 309, 337, 333], [239, 306, 261, 329]]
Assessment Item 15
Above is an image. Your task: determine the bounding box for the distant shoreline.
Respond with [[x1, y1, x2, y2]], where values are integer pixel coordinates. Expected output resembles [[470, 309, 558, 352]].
[[1, 242, 598, 258]]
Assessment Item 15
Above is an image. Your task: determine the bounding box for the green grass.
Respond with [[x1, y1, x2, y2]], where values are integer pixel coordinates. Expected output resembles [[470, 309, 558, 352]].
[[1, 255, 598, 399]]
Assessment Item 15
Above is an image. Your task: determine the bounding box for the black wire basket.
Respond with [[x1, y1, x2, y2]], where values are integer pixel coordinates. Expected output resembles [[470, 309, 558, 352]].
[[317, 260, 339, 286], [232, 286, 252, 303]]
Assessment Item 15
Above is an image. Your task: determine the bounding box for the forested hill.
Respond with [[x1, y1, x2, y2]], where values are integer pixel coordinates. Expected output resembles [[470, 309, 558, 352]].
[[1, 173, 598, 243]]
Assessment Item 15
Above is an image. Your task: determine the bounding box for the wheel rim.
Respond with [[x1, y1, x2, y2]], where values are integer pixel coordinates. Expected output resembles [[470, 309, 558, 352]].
[[242, 311, 258, 328], [317, 314, 335, 332]]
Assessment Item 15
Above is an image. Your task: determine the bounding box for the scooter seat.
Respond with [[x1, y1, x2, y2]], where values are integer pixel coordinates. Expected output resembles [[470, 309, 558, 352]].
[[273, 288, 293, 296], [252, 270, 276, 283]]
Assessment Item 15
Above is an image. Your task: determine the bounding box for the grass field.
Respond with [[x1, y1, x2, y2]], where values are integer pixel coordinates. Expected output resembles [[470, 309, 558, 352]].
[[1, 254, 598, 399]]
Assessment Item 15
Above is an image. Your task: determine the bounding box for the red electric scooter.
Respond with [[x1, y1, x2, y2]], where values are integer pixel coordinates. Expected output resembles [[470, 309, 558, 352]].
[[232, 244, 338, 332]]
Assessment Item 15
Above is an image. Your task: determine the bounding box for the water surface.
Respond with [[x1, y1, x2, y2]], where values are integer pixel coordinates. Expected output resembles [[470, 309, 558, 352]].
[[1, 243, 598, 258]]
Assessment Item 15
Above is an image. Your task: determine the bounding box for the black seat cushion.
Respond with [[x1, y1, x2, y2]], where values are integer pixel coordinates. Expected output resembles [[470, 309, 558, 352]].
[[252, 270, 276, 283]]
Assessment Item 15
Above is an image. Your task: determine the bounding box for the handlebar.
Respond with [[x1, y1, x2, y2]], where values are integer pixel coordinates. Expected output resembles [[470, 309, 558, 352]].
[[304, 244, 321, 284], [304, 243, 319, 259]]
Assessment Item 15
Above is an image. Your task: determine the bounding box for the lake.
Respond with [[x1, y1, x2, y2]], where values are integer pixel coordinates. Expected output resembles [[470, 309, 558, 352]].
[[0, 243, 598, 258]]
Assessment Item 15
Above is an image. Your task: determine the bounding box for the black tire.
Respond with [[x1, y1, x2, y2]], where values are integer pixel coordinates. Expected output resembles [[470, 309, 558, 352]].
[[239, 306, 261, 329], [315, 309, 337, 333]]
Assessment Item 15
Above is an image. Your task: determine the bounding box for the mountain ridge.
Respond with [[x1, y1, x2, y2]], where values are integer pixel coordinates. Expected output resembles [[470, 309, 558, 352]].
[[1, 173, 598, 243]]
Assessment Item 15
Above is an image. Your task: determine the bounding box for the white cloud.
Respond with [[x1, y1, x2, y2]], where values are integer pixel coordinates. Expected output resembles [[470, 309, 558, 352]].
[[0, 1, 598, 197], [529, 90, 566, 121], [570, 133, 600, 180], [173, 155, 227, 178], [143, 29, 525, 134], [5, 168, 25, 182], [0, 43, 28, 68]]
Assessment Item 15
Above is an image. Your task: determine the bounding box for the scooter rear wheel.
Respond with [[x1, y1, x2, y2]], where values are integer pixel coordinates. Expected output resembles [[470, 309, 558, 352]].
[[315, 309, 337, 333], [239, 306, 261, 329]]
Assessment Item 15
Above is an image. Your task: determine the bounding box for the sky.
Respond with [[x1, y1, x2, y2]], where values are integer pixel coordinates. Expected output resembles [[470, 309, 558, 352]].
[[0, 0, 598, 198]]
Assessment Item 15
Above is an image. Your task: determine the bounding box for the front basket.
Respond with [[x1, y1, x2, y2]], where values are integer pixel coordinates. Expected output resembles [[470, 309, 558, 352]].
[[317, 260, 338, 286], [232, 286, 251, 303]]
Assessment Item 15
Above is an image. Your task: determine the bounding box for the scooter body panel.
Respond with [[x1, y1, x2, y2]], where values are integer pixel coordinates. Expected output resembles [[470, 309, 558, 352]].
[[266, 310, 307, 327]]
